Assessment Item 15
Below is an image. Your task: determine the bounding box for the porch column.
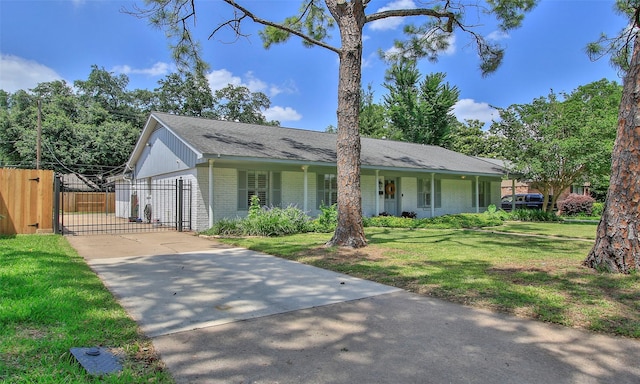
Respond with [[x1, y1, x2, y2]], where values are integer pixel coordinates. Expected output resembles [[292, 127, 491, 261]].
[[208, 159, 214, 228], [475, 176, 480, 213], [430, 173, 435, 218], [302, 166, 309, 212], [375, 170, 380, 216], [511, 178, 516, 211]]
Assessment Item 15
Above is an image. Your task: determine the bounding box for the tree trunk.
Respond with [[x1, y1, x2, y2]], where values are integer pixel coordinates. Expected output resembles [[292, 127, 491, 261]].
[[584, 32, 640, 273], [326, 1, 367, 248]]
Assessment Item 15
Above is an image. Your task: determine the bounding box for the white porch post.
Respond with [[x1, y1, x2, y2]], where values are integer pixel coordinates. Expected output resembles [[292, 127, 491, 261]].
[[375, 170, 380, 216], [302, 165, 309, 212], [430, 173, 435, 217], [208, 159, 214, 228], [475, 176, 480, 213], [511, 178, 516, 211]]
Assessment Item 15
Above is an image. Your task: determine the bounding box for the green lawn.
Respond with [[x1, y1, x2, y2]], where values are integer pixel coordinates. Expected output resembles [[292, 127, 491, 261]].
[[216, 221, 640, 338], [488, 220, 598, 240], [0, 235, 173, 383]]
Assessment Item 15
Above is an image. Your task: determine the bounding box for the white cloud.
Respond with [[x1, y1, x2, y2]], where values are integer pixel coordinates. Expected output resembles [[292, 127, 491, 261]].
[[369, 0, 416, 31], [0, 54, 63, 92], [112, 62, 172, 77], [263, 106, 302, 122], [486, 30, 510, 41], [362, 52, 377, 68], [206, 69, 243, 90], [453, 99, 498, 127], [244, 71, 269, 93], [207, 69, 296, 98]]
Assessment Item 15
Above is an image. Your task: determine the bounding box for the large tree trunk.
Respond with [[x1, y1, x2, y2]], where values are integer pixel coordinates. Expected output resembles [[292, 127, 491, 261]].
[[326, 0, 367, 248], [584, 32, 640, 273]]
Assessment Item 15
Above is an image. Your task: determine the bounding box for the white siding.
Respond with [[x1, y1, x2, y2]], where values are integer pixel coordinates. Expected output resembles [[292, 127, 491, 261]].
[[282, 171, 304, 210], [400, 177, 418, 217], [148, 170, 198, 230], [213, 168, 238, 223], [437, 179, 472, 215], [361, 175, 380, 217], [135, 127, 198, 179], [114, 180, 134, 219]]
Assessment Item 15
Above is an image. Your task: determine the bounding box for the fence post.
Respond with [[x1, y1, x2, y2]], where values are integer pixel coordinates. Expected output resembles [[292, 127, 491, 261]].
[[177, 178, 184, 232], [53, 175, 61, 234]]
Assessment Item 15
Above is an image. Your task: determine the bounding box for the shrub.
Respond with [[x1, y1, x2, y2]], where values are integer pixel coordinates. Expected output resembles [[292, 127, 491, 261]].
[[401, 211, 417, 218], [364, 215, 416, 228], [509, 209, 562, 222], [311, 203, 338, 232], [420, 213, 504, 229], [206, 218, 242, 236], [203, 200, 311, 237], [364, 213, 504, 229], [592, 202, 604, 217], [558, 194, 596, 216], [242, 205, 312, 236]]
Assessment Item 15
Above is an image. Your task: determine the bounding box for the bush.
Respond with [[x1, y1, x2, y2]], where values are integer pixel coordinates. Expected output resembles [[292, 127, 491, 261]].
[[311, 203, 338, 232], [203, 196, 311, 237], [208, 218, 243, 236], [592, 202, 604, 217], [364, 215, 417, 228], [242, 205, 312, 236], [558, 194, 596, 216], [420, 213, 504, 229], [364, 213, 504, 229], [509, 209, 562, 222]]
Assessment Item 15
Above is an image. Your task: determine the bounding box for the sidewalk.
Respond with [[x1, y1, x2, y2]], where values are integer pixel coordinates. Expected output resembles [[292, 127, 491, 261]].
[[67, 232, 640, 384]]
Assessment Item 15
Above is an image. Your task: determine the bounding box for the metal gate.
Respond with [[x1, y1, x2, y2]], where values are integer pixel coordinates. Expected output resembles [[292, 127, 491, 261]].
[[56, 175, 192, 235]]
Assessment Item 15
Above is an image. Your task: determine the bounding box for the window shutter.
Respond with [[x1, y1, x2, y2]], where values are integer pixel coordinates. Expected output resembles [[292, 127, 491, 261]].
[[317, 174, 324, 208], [237, 170, 248, 210]]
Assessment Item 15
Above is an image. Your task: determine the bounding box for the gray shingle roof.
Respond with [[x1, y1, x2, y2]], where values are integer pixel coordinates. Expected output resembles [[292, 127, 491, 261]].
[[151, 112, 504, 176]]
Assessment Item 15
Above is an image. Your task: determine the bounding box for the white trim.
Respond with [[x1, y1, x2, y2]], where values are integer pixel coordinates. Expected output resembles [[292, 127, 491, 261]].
[[302, 166, 309, 212], [208, 159, 214, 228]]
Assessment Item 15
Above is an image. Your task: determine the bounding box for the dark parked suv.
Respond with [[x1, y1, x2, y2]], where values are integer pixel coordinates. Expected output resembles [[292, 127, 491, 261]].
[[501, 193, 546, 211]]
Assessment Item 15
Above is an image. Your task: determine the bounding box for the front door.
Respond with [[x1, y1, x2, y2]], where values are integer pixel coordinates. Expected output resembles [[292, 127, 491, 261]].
[[384, 179, 398, 216]]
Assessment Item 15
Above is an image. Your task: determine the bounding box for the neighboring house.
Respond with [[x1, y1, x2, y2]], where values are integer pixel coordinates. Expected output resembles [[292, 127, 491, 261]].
[[118, 112, 507, 232], [479, 157, 593, 204], [499, 180, 592, 201]]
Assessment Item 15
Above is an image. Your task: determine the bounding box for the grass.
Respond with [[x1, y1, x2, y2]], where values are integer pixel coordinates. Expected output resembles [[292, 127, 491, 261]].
[[215, 221, 640, 338], [0, 234, 173, 383], [485, 220, 598, 240]]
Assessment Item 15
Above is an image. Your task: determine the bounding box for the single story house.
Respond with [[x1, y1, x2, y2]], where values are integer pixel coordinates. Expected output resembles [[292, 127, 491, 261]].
[[118, 112, 507, 231]]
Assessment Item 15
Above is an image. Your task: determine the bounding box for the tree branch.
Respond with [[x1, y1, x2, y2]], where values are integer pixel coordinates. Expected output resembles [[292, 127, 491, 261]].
[[366, 8, 456, 31], [220, 0, 341, 54]]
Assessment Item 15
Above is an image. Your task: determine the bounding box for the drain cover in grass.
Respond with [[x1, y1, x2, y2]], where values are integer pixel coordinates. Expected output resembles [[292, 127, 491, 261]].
[[70, 347, 123, 375]]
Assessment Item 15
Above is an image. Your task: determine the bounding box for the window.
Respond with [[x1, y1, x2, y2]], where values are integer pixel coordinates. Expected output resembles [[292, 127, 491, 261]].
[[472, 180, 492, 207], [317, 174, 338, 208], [418, 178, 441, 208], [238, 171, 281, 210], [571, 184, 585, 195]]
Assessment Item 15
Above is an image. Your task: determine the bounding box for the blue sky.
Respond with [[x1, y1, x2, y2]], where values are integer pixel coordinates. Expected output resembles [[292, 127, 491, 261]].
[[0, 0, 628, 131]]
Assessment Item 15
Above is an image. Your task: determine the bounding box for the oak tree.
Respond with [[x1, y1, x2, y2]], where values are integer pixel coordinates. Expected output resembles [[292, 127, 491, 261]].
[[491, 81, 620, 212]]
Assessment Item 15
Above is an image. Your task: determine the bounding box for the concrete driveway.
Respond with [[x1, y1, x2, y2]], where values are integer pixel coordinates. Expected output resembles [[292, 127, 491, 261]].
[[67, 232, 640, 384]]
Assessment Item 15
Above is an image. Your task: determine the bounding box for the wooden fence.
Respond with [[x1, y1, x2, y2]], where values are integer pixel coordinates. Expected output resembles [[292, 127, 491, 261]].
[[0, 168, 55, 234], [61, 192, 115, 213]]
